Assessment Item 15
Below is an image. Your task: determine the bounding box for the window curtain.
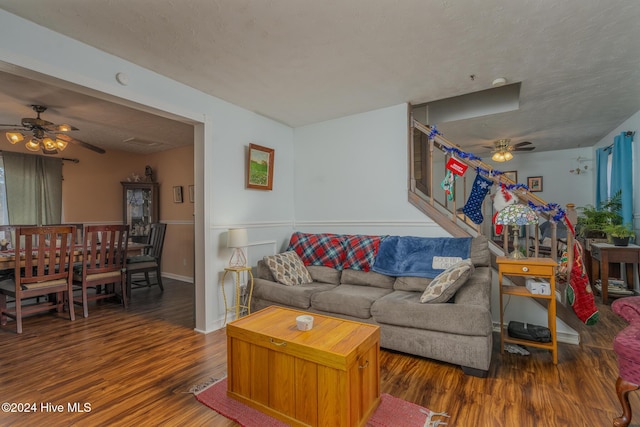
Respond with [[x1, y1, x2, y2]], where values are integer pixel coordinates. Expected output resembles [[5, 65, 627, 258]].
[[595, 146, 610, 208], [2, 152, 62, 225], [610, 132, 634, 225]]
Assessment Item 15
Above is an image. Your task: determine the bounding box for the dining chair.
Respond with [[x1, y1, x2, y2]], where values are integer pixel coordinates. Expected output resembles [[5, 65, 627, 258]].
[[72, 224, 129, 318], [0, 224, 37, 251], [0, 225, 76, 333], [126, 222, 167, 297], [63, 223, 84, 248]]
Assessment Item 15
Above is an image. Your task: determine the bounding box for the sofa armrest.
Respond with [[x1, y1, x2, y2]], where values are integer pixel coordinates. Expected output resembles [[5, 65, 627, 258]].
[[453, 266, 491, 308], [612, 296, 640, 323]]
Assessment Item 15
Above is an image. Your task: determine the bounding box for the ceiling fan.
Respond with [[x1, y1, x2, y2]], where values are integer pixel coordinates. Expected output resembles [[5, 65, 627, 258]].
[[483, 138, 535, 162], [0, 105, 105, 155]]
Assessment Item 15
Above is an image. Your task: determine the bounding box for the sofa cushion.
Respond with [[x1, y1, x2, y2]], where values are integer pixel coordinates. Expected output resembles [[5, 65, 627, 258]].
[[287, 232, 347, 269], [311, 285, 392, 319], [393, 276, 433, 292], [340, 269, 395, 289], [306, 265, 341, 284], [420, 259, 474, 303], [371, 291, 492, 336], [342, 235, 385, 271], [263, 251, 312, 286], [253, 278, 336, 309]]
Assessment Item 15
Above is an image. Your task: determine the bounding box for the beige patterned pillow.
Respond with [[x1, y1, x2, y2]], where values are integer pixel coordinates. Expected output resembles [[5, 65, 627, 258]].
[[420, 259, 474, 303], [263, 251, 313, 286]]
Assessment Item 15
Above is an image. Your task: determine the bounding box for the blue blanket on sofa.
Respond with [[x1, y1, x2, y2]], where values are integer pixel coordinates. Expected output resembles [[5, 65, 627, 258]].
[[371, 236, 472, 278]]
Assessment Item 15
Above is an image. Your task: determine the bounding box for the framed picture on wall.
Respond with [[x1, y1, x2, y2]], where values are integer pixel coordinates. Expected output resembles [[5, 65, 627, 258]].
[[503, 170, 518, 183], [173, 185, 183, 203], [189, 185, 195, 203], [528, 176, 543, 192], [247, 143, 274, 190]]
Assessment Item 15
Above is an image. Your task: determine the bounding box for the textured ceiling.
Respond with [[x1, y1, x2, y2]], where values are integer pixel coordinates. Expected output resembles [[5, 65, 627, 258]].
[[0, 0, 639, 155]]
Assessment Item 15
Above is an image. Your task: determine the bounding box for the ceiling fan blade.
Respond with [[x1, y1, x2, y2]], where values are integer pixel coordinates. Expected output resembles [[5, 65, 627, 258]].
[[22, 117, 54, 128], [513, 147, 535, 151], [56, 134, 105, 154], [45, 123, 79, 132], [512, 141, 532, 147], [0, 123, 24, 128]]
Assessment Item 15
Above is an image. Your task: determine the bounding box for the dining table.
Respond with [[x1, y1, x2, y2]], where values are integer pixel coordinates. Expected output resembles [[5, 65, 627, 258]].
[[0, 241, 149, 271]]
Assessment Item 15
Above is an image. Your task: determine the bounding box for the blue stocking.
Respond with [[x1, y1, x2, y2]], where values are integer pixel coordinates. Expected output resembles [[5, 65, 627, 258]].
[[462, 174, 493, 224]]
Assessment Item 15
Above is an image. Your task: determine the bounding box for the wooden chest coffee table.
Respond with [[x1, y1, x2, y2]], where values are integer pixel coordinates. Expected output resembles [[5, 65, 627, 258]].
[[226, 306, 380, 427]]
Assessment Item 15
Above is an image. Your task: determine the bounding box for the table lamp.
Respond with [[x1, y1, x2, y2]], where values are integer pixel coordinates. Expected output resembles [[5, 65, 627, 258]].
[[227, 228, 248, 267], [495, 204, 538, 259]]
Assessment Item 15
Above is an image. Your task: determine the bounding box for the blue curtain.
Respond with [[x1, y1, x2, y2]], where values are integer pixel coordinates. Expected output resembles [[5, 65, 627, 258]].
[[610, 132, 634, 225], [595, 147, 609, 207]]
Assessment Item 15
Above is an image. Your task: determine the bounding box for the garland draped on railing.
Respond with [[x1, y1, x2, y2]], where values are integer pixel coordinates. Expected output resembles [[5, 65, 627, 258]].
[[528, 201, 567, 222], [432, 124, 566, 221]]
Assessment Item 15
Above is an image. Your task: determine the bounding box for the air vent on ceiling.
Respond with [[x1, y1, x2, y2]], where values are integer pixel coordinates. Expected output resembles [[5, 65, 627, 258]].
[[123, 137, 161, 147]]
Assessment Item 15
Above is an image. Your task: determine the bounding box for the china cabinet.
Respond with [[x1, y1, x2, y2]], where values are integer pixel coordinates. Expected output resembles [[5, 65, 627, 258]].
[[121, 182, 159, 243]]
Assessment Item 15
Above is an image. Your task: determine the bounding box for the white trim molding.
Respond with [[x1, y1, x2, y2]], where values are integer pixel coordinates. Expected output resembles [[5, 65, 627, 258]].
[[213, 221, 293, 230]]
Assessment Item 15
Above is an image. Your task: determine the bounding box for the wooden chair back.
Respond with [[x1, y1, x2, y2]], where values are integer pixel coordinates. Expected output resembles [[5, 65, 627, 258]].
[[81, 224, 129, 277], [0, 224, 37, 250], [16, 225, 76, 286], [0, 225, 76, 333], [145, 223, 167, 262]]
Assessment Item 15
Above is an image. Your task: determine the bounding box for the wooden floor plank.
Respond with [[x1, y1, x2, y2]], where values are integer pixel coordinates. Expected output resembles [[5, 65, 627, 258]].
[[0, 280, 638, 426]]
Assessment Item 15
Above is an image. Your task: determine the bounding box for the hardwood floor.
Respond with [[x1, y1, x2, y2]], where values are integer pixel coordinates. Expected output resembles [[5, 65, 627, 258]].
[[0, 279, 636, 426]]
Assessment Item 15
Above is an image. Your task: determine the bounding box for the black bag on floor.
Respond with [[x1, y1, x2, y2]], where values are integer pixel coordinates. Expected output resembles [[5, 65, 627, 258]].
[[507, 321, 551, 343]]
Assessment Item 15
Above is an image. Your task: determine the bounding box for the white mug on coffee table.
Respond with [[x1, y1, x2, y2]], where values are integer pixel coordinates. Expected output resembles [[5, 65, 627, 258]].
[[296, 315, 314, 331]]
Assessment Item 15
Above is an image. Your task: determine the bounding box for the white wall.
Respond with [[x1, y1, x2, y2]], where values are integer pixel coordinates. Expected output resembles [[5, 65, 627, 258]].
[[293, 104, 450, 237], [0, 10, 295, 332]]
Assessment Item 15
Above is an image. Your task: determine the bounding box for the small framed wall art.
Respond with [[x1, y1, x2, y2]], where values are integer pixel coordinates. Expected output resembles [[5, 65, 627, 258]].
[[189, 185, 195, 203], [173, 185, 184, 203], [247, 143, 274, 190], [527, 176, 543, 192]]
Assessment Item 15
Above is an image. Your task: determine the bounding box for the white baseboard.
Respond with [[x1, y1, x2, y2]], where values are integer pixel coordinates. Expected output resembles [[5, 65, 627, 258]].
[[162, 272, 193, 283]]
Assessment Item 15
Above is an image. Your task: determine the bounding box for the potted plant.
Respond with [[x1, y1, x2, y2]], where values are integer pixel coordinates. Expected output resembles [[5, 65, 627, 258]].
[[603, 223, 635, 246], [576, 190, 623, 239]]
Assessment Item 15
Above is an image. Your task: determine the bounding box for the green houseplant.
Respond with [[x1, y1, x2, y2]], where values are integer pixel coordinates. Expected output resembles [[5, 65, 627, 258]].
[[576, 190, 623, 238], [603, 223, 635, 246]]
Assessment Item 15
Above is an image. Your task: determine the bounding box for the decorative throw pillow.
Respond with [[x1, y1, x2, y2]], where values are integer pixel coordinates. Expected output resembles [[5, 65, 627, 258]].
[[263, 251, 313, 286], [420, 259, 474, 303], [286, 232, 347, 269]]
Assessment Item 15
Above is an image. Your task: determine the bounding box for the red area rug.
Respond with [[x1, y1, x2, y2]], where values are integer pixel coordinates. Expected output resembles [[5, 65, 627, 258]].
[[194, 378, 448, 427]]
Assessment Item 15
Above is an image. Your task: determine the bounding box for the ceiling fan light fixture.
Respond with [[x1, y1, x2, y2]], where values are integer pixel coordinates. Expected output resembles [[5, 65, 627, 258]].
[[492, 151, 506, 162], [1, 104, 105, 155], [6, 132, 24, 144], [43, 137, 57, 151], [25, 139, 41, 152], [504, 151, 513, 161], [55, 138, 68, 151]]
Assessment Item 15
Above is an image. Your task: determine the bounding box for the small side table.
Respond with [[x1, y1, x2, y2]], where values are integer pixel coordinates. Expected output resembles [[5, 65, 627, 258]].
[[221, 266, 254, 325], [497, 256, 558, 364], [590, 243, 640, 303]]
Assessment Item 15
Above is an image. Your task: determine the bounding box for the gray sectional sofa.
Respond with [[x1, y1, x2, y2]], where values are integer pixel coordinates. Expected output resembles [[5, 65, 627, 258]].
[[251, 235, 493, 377]]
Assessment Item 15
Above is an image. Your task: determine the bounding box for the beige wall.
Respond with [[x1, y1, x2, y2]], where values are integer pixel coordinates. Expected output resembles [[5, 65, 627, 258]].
[[148, 146, 195, 279], [3, 142, 195, 281]]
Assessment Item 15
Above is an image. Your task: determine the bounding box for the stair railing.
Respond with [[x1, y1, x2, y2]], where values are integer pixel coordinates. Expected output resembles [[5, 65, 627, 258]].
[[410, 119, 575, 269]]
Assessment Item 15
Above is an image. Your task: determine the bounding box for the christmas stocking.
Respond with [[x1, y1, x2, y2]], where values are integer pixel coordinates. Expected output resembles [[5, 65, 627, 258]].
[[462, 174, 493, 224], [440, 170, 456, 201]]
